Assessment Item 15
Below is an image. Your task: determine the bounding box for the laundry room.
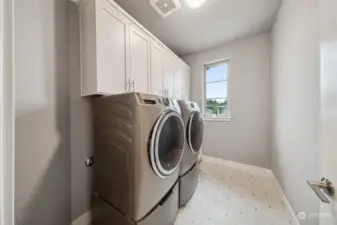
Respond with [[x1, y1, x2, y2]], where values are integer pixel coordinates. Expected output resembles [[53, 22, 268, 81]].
[[2, 0, 337, 225]]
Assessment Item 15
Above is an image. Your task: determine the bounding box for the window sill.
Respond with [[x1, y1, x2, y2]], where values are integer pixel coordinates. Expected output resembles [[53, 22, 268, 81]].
[[203, 117, 232, 122]]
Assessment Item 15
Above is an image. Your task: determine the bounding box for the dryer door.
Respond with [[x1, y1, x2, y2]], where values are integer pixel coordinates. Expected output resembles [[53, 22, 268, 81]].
[[149, 110, 185, 178], [186, 111, 204, 153]]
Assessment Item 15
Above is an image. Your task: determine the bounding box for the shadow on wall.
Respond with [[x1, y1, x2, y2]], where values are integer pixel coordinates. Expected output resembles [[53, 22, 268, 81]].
[[15, 0, 71, 224], [16, 129, 70, 225], [67, 1, 94, 222]]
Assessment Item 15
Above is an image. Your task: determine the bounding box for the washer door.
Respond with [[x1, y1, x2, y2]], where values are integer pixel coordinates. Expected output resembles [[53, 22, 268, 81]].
[[149, 110, 185, 178], [186, 111, 204, 153]]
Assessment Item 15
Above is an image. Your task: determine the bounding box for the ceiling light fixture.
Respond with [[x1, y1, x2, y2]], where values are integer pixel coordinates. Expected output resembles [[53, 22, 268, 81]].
[[185, 0, 206, 8]]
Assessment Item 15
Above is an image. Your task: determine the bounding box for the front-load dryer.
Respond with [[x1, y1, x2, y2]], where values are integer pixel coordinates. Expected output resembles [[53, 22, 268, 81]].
[[177, 101, 204, 207], [91, 93, 185, 225]]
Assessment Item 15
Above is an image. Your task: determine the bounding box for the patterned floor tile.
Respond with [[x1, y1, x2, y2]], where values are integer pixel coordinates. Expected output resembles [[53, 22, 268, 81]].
[[175, 156, 297, 225]]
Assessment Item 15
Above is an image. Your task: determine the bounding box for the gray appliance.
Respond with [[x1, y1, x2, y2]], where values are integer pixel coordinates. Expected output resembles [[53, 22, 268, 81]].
[[91, 93, 185, 225], [177, 101, 204, 207]]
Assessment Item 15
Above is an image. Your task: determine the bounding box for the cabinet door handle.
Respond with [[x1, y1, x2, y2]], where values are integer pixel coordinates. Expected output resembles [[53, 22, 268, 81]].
[[126, 78, 131, 92]]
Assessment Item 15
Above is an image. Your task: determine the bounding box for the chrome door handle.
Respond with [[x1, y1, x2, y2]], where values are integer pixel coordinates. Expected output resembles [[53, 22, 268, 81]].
[[307, 177, 335, 204]]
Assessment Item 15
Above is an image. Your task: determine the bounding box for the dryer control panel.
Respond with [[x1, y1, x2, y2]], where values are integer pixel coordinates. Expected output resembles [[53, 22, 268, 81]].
[[157, 97, 171, 106], [163, 97, 170, 106]]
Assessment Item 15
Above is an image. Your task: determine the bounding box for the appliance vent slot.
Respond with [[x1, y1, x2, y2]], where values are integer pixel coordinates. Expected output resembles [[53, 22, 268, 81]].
[[144, 99, 157, 105], [150, 0, 181, 18]]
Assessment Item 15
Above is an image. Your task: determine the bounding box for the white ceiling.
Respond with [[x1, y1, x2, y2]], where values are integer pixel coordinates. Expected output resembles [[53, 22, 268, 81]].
[[114, 0, 281, 56]]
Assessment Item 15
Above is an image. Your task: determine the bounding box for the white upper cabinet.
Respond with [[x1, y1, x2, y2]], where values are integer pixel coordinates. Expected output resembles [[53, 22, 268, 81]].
[[96, 1, 128, 94], [173, 59, 190, 100], [78, 0, 190, 99], [150, 41, 165, 96], [80, 0, 128, 96], [173, 59, 184, 99], [163, 54, 175, 98], [181, 63, 191, 100], [129, 24, 150, 93]]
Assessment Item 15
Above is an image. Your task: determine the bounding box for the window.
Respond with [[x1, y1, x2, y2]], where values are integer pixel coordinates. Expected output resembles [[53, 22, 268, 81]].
[[204, 60, 230, 119]]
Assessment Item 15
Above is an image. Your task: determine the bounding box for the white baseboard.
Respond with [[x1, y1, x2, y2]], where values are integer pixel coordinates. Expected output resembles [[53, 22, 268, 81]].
[[202, 155, 300, 224], [72, 210, 92, 225], [272, 173, 300, 225]]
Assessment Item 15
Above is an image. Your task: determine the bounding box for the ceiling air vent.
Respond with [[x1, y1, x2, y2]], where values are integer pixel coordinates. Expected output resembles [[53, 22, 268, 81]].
[[150, 0, 181, 18]]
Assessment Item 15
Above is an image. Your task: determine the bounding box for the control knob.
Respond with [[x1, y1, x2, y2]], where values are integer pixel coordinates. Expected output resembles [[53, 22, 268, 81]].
[[163, 98, 170, 106]]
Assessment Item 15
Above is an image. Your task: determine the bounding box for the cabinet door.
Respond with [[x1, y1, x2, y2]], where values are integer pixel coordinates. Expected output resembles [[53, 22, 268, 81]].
[[182, 63, 191, 100], [150, 42, 165, 96], [96, 0, 127, 94], [129, 25, 150, 93], [173, 60, 184, 100], [163, 54, 174, 98]]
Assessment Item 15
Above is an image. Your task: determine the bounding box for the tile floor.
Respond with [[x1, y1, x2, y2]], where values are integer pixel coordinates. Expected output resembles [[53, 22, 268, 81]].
[[175, 156, 298, 225]]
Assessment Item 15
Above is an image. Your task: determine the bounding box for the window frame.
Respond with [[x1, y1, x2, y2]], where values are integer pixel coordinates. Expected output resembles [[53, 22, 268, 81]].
[[202, 58, 231, 122]]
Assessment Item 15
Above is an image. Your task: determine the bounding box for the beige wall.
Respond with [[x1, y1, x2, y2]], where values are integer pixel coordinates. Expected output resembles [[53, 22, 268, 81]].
[[68, 2, 94, 221], [184, 33, 271, 168], [271, 0, 320, 224], [1, 0, 15, 224], [14, 2, 94, 223], [14, 0, 71, 224]]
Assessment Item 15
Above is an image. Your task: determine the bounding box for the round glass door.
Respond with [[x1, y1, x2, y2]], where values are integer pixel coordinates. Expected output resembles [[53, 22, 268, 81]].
[[187, 111, 204, 153], [149, 110, 185, 178]]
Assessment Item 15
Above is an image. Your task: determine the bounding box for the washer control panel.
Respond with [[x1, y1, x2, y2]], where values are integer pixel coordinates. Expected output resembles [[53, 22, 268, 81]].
[[163, 97, 170, 106]]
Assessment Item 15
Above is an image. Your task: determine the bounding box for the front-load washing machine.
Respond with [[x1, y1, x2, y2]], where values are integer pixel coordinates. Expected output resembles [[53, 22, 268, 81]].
[[91, 93, 185, 225], [177, 101, 204, 207]]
